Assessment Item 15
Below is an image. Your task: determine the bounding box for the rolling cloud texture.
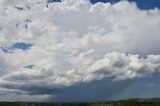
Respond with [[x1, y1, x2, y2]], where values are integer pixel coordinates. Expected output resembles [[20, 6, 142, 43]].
[[0, 0, 160, 102]]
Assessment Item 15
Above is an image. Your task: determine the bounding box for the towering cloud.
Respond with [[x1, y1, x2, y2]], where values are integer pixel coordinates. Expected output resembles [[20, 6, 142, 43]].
[[0, 0, 160, 101]]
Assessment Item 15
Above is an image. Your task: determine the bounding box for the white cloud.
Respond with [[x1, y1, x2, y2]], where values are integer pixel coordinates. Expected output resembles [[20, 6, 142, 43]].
[[1, 52, 160, 90], [0, 0, 160, 101], [0, 87, 53, 102]]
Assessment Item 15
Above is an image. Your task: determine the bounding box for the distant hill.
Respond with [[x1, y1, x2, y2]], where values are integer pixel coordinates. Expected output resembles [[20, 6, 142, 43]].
[[1, 98, 160, 106]]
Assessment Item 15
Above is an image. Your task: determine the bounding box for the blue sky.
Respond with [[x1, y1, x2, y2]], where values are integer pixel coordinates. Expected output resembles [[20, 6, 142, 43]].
[[90, 0, 160, 10], [48, 0, 160, 10], [0, 0, 160, 102], [1, 42, 32, 53]]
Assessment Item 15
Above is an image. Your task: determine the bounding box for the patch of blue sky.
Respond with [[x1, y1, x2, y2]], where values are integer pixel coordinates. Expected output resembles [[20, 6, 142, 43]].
[[48, 0, 61, 3], [24, 64, 35, 69], [47, 0, 160, 10], [90, 0, 160, 10], [90, 0, 119, 5], [0, 42, 32, 53], [14, 42, 32, 50]]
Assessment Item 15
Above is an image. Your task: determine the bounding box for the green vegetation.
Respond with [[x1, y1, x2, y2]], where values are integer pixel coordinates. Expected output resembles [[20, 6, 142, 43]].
[[1, 99, 160, 106]]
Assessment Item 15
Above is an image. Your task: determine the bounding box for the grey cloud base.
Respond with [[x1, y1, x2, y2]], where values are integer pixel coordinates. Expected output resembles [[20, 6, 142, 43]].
[[1, 52, 160, 101], [0, 0, 160, 101]]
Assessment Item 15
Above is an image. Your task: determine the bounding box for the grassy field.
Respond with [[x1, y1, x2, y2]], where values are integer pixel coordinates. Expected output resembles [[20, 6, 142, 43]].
[[1, 99, 160, 106]]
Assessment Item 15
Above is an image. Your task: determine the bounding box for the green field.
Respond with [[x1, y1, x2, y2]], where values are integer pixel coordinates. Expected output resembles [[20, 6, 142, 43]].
[[1, 99, 160, 106]]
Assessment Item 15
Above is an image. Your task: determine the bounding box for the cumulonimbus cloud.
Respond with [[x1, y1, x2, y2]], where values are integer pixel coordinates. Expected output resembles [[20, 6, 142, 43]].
[[0, 0, 160, 101]]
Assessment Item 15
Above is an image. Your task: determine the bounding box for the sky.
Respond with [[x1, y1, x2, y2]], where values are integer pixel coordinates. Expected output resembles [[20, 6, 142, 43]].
[[0, 0, 160, 102]]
